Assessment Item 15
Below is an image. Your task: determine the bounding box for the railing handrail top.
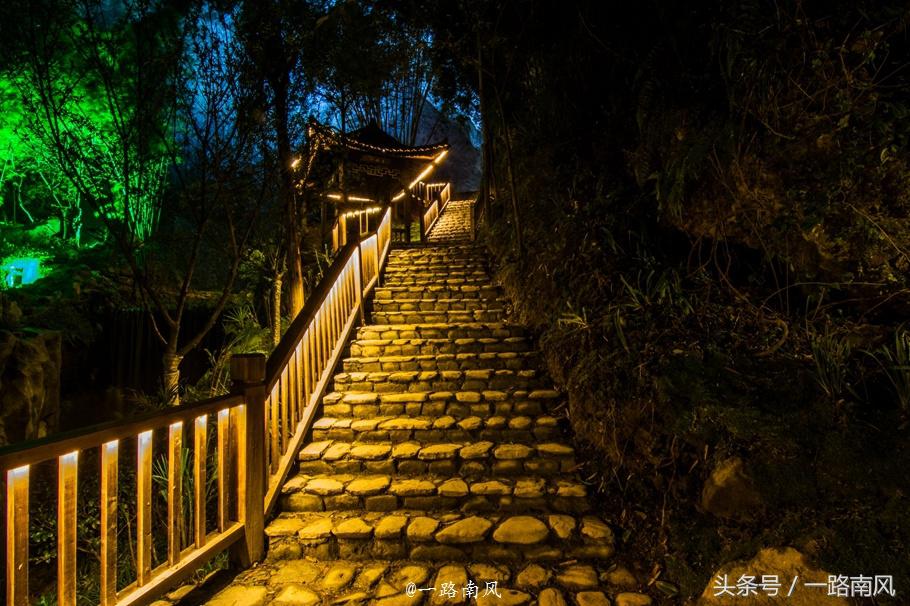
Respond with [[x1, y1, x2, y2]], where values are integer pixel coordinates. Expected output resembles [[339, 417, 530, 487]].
[[264, 205, 389, 390], [0, 393, 244, 471]]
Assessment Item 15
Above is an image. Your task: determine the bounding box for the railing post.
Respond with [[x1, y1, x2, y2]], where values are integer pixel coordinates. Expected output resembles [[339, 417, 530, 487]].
[[355, 247, 365, 326], [229, 353, 267, 568]]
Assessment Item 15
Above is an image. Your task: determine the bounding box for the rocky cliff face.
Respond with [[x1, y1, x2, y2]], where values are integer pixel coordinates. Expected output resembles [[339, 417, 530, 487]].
[[416, 103, 481, 194], [0, 330, 61, 446]]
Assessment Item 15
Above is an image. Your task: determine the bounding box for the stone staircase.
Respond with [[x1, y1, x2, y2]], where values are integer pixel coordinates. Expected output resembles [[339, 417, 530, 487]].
[[205, 203, 650, 606], [427, 199, 474, 243]]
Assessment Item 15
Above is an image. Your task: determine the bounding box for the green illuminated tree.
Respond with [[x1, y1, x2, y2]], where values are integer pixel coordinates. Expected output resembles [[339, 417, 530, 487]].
[[7, 0, 266, 403]]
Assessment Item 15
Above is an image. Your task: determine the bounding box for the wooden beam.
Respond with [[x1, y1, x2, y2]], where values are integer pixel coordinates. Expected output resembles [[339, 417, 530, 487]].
[[57, 452, 78, 606], [136, 430, 153, 586], [100, 440, 118, 606], [229, 354, 267, 567], [217, 409, 231, 533], [194, 415, 207, 549], [6, 466, 29, 606]]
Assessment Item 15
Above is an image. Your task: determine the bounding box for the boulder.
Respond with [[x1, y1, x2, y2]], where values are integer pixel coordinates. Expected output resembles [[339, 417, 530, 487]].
[[700, 457, 762, 519]]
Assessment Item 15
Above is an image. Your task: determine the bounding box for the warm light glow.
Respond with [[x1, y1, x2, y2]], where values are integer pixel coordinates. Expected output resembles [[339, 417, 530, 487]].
[[339, 206, 382, 219], [104, 440, 119, 453], [195, 415, 207, 431], [61, 450, 79, 464], [433, 149, 448, 164], [409, 164, 435, 189], [290, 156, 301, 169], [170, 421, 183, 433], [326, 193, 373, 202], [392, 190, 406, 201], [218, 409, 229, 423], [9, 464, 29, 478], [138, 430, 153, 449]]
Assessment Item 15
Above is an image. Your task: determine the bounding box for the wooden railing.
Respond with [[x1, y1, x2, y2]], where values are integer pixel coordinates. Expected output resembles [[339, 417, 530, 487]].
[[330, 207, 386, 254], [0, 207, 393, 606], [422, 183, 451, 240]]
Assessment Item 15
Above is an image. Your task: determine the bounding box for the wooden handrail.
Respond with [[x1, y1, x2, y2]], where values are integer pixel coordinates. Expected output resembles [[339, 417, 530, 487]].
[[0, 206, 394, 606], [422, 183, 451, 240]]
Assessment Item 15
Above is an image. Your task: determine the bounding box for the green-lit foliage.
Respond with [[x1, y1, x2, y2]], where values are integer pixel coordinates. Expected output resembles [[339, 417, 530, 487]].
[[2, 0, 180, 247]]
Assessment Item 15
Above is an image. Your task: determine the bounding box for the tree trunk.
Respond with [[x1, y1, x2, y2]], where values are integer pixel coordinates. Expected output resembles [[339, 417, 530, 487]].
[[476, 31, 491, 225], [162, 350, 182, 406], [272, 273, 282, 346], [494, 88, 524, 259], [273, 75, 305, 317]]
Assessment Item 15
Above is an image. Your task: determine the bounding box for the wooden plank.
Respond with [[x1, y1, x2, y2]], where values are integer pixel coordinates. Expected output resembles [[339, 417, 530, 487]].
[[303, 329, 312, 407], [315, 309, 324, 375], [217, 409, 231, 532], [6, 465, 29, 606], [294, 344, 303, 422], [100, 440, 118, 606], [57, 451, 78, 606], [194, 415, 207, 549], [281, 370, 289, 450], [269, 386, 279, 473], [328, 290, 336, 346], [168, 422, 184, 566], [137, 430, 153, 585]]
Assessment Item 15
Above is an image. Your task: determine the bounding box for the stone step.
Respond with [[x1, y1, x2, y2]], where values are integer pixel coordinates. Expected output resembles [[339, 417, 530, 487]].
[[389, 244, 482, 256], [342, 351, 540, 374], [310, 413, 563, 444], [371, 309, 506, 324], [332, 369, 546, 394], [374, 285, 502, 300], [384, 261, 488, 272], [321, 389, 563, 419], [385, 253, 487, 265], [207, 558, 641, 606], [380, 275, 491, 287], [296, 439, 577, 479], [349, 336, 532, 358], [279, 473, 589, 514], [356, 322, 526, 341], [266, 511, 615, 564], [372, 298, 507, 314], [381, 275, 490, 288]]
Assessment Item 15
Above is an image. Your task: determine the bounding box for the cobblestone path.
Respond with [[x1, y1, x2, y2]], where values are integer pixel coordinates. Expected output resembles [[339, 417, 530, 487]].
[[202, 202, 651, 606]]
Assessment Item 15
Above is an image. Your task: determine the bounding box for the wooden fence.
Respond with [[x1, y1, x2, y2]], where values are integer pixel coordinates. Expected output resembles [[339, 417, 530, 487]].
[[0, 207, 392, 606]]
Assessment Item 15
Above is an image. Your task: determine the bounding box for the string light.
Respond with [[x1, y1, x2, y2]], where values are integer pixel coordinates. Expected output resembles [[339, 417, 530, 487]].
[[326, 194, 374, 202], [339, 206, 383, 219], [308, 122, 448, 159], [408, 164, 435, 189]]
